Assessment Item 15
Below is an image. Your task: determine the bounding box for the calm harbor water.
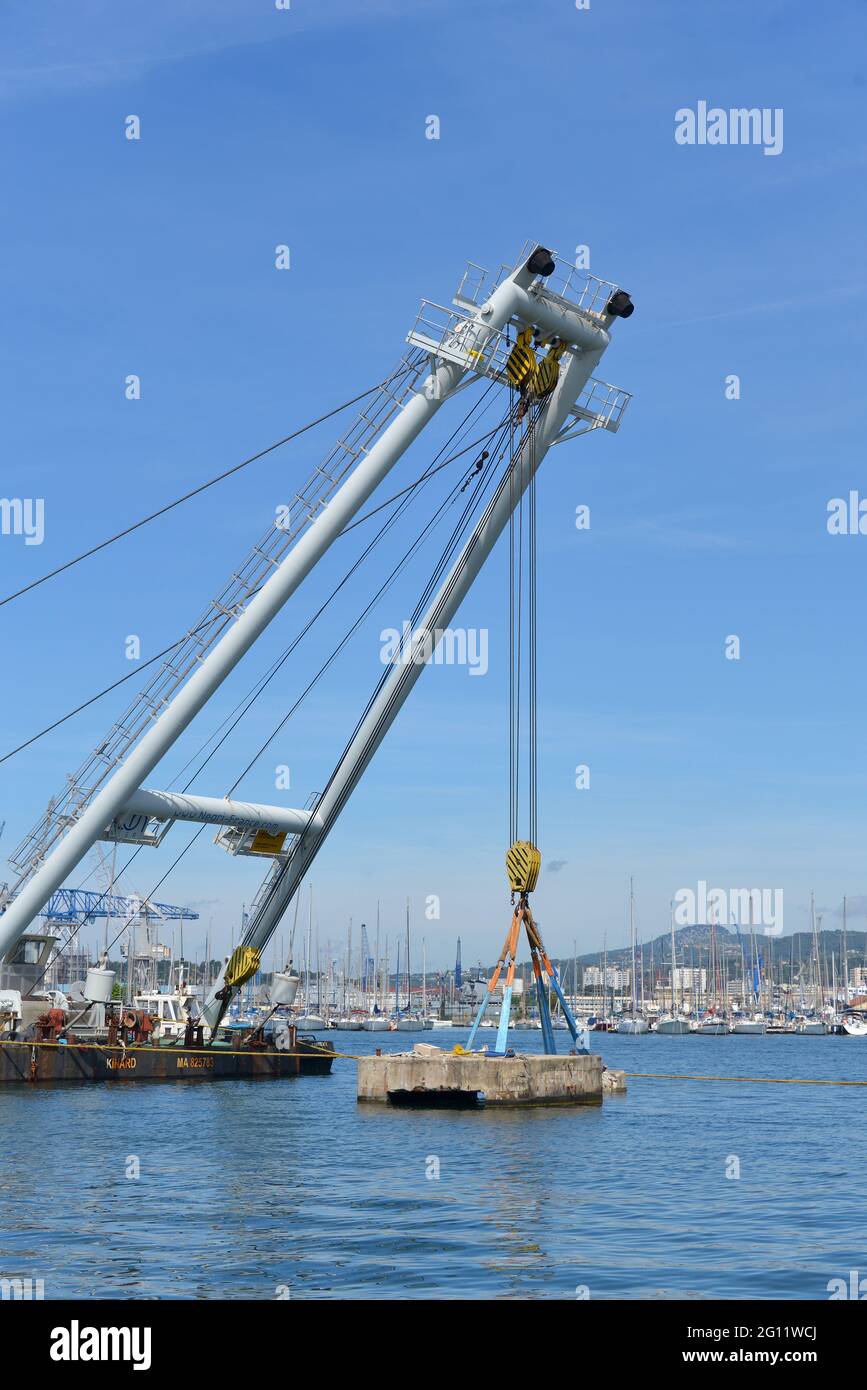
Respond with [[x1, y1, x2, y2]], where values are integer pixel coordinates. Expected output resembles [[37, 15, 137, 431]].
[[2, 1030, 866, 1300]]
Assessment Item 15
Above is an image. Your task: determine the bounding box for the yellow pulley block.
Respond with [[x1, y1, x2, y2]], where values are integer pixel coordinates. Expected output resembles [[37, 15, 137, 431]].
[[504, 326, 537, 390], [530, 340, 567, 400], [506, 839, 542, 894], [225, 944, 261, 989]]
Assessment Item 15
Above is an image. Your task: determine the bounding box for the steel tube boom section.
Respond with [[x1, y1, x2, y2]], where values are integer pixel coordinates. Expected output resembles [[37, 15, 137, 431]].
[[0, 265, 538, 959], [209, 346, 604, 1016], [496, 284, 610, 354], [121, 788, 320, 835]]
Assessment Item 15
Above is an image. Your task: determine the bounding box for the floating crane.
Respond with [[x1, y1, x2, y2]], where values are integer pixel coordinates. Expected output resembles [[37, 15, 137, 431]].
[[0, 242, 632, 1049]]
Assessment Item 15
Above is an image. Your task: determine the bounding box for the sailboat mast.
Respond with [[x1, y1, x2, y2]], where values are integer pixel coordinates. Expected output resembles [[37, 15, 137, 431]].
[[669, 900, 677, 1014], [843, 894, 849, 1004], [810, 891, 819, 1012], [832, 950, 837, 1016], [308, 889, 315, 1011], [405, 897, 411, 1013], [345, 918, 351, 1013], [629, 876, 637, 1016], [316, 921, 321, 1013], [374, 901, 380, 1013]]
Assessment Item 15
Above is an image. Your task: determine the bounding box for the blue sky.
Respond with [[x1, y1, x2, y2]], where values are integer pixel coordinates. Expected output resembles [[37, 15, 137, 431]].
[[1, 0, 866, 971]]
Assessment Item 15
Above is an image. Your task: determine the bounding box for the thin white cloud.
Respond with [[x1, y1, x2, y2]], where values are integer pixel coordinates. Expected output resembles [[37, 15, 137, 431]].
[[0, 0, 430, 102], [639, 282, 867, 334]]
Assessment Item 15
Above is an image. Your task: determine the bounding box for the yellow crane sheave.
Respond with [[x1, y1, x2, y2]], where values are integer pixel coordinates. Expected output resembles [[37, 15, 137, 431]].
[[506, 839, 541, 894]]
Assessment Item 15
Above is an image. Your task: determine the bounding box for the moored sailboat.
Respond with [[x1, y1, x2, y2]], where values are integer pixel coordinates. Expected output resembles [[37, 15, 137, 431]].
[[616, 878, 649, 1034], [655, 901, 690, 1033]]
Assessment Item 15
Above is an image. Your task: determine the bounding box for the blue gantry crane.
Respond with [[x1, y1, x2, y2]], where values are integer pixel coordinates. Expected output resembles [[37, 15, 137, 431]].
[[42, 888, 199, 925]]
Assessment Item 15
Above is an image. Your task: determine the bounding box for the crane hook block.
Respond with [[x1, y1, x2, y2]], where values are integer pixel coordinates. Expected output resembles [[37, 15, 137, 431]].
[[530, 339, 567, 400], [506, 840, 541, 894], [504, 327, 537, 391]]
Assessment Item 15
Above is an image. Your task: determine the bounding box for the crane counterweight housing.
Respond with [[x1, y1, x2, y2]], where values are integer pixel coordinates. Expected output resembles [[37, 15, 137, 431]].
[[0, 242, 633, 1027]]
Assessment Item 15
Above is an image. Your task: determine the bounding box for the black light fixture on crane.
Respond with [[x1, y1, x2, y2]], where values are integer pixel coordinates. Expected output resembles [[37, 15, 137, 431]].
[[605, 289, 635, 319], [525, 246, 556, 277]]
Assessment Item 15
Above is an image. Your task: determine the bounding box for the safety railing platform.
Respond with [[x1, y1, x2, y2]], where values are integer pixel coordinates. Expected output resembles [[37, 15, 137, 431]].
[[561, 378, 632, 436]]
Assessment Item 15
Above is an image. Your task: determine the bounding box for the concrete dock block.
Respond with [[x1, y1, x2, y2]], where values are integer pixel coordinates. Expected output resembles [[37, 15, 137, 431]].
[[357, 1049, 604, 1106], [602, 1067, 627, 1094]]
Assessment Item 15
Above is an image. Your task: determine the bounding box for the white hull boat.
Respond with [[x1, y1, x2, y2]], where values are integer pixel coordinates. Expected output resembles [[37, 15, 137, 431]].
[[843, 1016, 867, 1037], [361, 1016, 392, 1032], [731, 1018, 766, 1034], [796, 1020, 828, 1035], [617, 1016, 649, 1035], [655, 1014, 691, 1035], [334, 1018, 363, 1031], [696, 1019, 728, 1035], [294, 1014, 327, 1030]]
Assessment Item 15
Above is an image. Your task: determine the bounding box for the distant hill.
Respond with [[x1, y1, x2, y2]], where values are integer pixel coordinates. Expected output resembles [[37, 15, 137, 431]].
[[547, 925, 867, 984]]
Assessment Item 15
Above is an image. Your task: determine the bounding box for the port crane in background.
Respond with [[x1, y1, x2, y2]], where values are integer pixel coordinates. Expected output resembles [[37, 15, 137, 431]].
[[42, 887, 197, 926], [21, 887, 200, 992], [0, 243, 632, 1048]]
